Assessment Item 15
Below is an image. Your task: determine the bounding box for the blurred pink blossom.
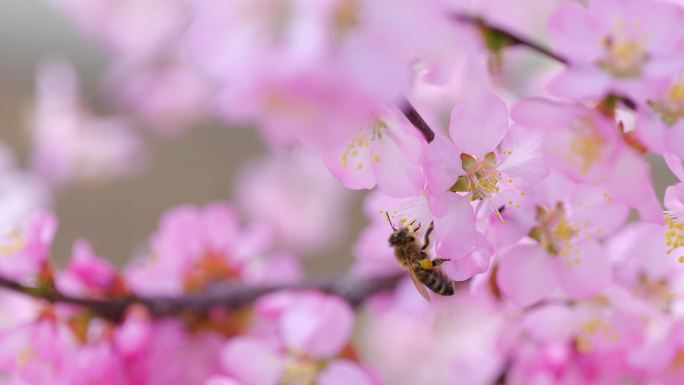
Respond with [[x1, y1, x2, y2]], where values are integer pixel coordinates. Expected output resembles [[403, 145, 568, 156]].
[[125, 202, 301, 295], [546, 0, 684, 101], [215, 291, 377, 385], [30, 59, 142, 187], [235, 149, 351, 255]]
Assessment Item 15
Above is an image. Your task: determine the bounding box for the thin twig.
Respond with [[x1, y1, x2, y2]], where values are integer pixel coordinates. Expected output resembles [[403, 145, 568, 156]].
[[451, 13, 568, 64], [399, 96, 435, 143], [0, 273, 404, 321]]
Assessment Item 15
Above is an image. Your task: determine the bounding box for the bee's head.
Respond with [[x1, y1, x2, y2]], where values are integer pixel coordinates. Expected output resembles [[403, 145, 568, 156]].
[[389, 227, 414, 246]]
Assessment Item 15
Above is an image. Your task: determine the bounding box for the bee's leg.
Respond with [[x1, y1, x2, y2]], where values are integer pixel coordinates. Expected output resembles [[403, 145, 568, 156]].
[[421, 221, 435, 250], [432, 258, 451, 266]]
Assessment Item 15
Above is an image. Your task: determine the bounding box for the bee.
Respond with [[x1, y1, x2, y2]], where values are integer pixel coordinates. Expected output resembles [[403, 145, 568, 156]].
[[386, 212, 455, 302]]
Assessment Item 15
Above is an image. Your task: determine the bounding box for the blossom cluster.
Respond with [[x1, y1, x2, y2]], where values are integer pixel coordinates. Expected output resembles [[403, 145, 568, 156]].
[[2, 0, 684, 384]]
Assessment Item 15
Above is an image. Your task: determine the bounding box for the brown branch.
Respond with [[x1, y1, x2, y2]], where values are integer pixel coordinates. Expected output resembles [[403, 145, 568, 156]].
[[451, 13, 568, 65], [0, 273, 404, 321], [399, 96, 435, 143]]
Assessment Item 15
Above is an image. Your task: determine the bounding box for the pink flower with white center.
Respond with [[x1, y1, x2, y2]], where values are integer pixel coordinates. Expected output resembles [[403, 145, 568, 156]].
[[323, 107, 426, 197], [358, 282, 506, 385], [47, 0, 186, 64], [236, 149, 352, 255], [497, 173, 629, 306], [547, 0, 684, 101], [513, 98, 662, 221], [30, 59, 142, 188], [424, 91, 548, 220], [214, 292, 378, 385], [125, 202, 301, 295], [0, 211, 57, 283]]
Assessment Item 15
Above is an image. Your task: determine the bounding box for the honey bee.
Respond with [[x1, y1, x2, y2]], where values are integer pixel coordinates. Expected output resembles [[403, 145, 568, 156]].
[[386, 212, 455, 302]]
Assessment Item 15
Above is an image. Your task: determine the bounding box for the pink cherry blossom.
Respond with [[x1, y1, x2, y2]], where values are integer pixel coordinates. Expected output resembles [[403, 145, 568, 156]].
[[57, 240, 123, 297], [125, 202, 301, 295], [513, 98, 662, 221], [635, 72, 684, 159], [0, 211, 57, 283], [323, 107, 426, 198], [30, 59, 142, 188], [358, 281, 507, 385], [547, 0, 684, 101], [235, 149, 352, 255], [424, 91, 548, 219], [217, 291, 377, 385], [497, 173, 629, 306]]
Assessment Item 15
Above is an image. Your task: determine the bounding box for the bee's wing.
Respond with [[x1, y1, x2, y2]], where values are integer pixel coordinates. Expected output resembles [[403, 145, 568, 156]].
[[407, 265, 431, 303]]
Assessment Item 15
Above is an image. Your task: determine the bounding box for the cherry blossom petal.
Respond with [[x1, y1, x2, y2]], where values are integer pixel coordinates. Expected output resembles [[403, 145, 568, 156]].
[[547, 67, 611, 100], [603, 150, 662, 222], [318, 360, 377, 385], [423, 133, 463, 194], [280, 294, 354, 358], [552, 240, 611, 299], [497, 245, 556, 306], [441, 233, 493, 281], [547, 3, 601, 61], [429, 191, 478, 260], [221, 337, 283, 385], [448, 92, 509, 156]]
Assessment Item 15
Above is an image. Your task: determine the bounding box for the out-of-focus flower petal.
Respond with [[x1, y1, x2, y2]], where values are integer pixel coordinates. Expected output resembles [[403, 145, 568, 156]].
[[280, 294, 354, 358], [221, 337, 283, 385], [497, 245, 556, 306], [552, 240, 611, 299], [318, 360, 377, 385], [448, 92, 509, 156]]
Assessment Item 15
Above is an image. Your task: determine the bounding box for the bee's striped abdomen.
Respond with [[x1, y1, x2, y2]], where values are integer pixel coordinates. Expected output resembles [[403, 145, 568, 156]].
[[415, 268, 454, 296]]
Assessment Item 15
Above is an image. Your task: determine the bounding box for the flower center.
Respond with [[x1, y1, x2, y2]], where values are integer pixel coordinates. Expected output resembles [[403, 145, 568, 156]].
[[183, 251, 239, 292], [598, 34, 648, 78], [529, 203, 580, 257], [0, 229, 26, 257], [635, 273, 674, 312], [670, 349, 684, 371], [340, 119, 386, 170], [568, 118, 606, 174], [649, 83, 684, 126], [665, 214, 684, 262], [449, 152, 502, 201], [280, 358, 325, 385], [333, 0, 360, 38], [574, 318, 619, 353]]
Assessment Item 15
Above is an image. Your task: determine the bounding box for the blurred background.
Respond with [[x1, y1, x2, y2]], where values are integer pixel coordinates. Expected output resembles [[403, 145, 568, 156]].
[[0, 0, 362, 274], [0, 0, 676, 275]]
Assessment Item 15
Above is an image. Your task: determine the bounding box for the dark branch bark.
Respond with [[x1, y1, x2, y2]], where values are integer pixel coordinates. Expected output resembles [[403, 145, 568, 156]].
[[451, 13, 568, 65], [0, 273, 404, 321], [399, 96, 435, 143]]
